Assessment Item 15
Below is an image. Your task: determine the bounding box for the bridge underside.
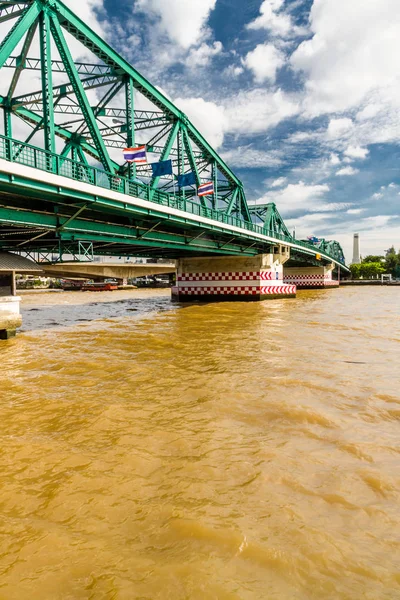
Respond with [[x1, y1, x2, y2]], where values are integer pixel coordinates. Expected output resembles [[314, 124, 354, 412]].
[[0, 182, 277, 261]]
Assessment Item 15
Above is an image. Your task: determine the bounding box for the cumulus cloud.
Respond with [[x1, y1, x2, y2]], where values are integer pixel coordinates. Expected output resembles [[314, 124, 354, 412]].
[[336, 166, 359, 176], [246, 0, 299, 38], [224, 88, 299, 134], [344, 145, 369, 159], [172, 87, 299, 150], [326, 118, 354, 139], [243, 43, 285, 83], [270, 177, 287, 188], [135, 0, 217, 49], [253, 181, 331, 214], [174, 97, 226, 148], [224, 64, 244, 77], [291, 0, 400, 118], [185, 41, 223, 68]]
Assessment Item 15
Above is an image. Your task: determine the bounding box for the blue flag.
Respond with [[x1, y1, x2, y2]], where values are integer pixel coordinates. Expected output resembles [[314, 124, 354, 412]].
[[150, 159, 173, 177], [177, 171, 196, 188]]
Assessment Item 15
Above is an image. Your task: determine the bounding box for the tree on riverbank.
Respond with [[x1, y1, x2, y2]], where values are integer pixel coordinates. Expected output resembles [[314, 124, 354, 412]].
[[350, 247, 400, 279]]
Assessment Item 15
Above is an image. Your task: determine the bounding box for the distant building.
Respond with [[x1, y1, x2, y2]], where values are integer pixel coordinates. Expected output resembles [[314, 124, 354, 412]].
[[352, 233, 360, 264]]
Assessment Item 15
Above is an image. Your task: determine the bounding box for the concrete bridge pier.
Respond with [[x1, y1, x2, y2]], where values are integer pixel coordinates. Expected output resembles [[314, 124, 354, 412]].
[[172, 247, 296, 301], [0, 272, 22, 339], [0, 253, 42, 339], [283, 263, 339, 289]]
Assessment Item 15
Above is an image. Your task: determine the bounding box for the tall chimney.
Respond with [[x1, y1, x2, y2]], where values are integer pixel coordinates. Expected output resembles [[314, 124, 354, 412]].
[[352, 233, 360, 264]]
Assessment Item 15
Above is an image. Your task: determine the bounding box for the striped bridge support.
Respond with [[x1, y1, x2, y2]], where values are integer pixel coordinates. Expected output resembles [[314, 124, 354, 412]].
[[173, 255, 296, 302], [283, 267, 339, 289]]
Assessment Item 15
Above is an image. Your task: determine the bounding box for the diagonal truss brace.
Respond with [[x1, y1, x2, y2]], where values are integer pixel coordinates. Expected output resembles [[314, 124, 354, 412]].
[[49, 13, 115, 173]]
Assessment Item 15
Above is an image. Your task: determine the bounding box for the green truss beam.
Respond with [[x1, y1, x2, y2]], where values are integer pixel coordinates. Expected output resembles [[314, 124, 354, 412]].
[[6, 21, 37, 102], [39, 10, 55, 154], [0, 1, 40, 68], [52, 0, 245, 192], [49, 13, 115, 173]]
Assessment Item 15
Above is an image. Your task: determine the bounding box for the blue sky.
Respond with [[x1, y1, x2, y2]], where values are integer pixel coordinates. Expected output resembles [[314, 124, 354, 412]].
[[6, 0, 400, 260], [100, 0, 399, 261]]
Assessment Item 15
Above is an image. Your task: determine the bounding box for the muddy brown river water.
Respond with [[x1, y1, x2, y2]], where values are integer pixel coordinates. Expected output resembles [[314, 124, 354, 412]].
[[0, 286, 399, 599]]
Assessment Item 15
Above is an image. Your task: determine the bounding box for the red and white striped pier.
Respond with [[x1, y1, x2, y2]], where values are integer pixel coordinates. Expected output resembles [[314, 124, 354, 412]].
[[283, 265, 339, 289], [172, 252, 296, 302]]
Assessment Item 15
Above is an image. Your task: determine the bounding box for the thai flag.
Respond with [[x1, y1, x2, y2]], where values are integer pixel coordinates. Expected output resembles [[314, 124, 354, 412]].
[[198, 181, 214, 196], [123, 146, 147, 163]]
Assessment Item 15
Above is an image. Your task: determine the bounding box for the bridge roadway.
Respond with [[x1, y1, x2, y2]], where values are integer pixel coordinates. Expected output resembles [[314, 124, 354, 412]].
[[0, 156, 347, 270]]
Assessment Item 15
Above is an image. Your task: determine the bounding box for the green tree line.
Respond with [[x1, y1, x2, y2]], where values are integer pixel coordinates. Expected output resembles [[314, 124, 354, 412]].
[[350, 247, 400, 279]]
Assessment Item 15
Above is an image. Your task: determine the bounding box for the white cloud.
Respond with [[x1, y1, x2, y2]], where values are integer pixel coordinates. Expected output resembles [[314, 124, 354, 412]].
[[135, 0, 217, 49], [326, 118, 354, 139], [371, 192, 384, 199], [254, 181, 330, 214], [185, 41, 223, 68], [291, 0, 400, 123], [224, 64, 244, 77], [330, 153, 341, 165], [361, 215, 392, 228], [347, 208, 365, 215], [225, 88, 299, 134], [174, 97, 226, 148], [336, 166, 359, 176], [173, 88, 299, 150], [270, 177, 287, 188], [243, 43, 285, 83], [247, 0, 298, 38], [344, 145, 369, 159]]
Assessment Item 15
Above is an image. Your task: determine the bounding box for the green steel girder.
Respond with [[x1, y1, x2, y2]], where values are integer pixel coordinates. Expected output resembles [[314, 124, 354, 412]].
[[182, 126, 200, 187], [6, 21, 37, 102], [11, 73, 120, 107], [77, 79, 124, 136], [125, 76, 135, 180], [0, 1, 40, 68], [309, 238, 346, 264], [49, 15, 115, 173], [39, 10, 55, 154], [52, 0, 245, 191], [0, 5, 25, 25], [239, 188, 251, 222], [13, 105, 121, 169], [226, 188, 238, 216], [248, 202, 291, 237], [0, 205, 259, 255], [0, 0, 350, 267], [149, 121, 179, 194], [4, 55, 114, 74]]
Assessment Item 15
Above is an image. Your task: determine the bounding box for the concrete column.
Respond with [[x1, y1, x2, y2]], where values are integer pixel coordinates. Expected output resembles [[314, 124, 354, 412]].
[[0, 272, 22, 339], [283, 263, 339, 289], [172, 248, 296, 302]]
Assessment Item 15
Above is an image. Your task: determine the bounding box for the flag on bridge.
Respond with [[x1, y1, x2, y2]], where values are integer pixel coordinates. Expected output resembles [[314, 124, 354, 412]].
[[307, 236, 320, 244], [177, 171, 196, 188], [123, 145, 147, 164], [150, 159, 173, 177], [198, 181, 214, 197]]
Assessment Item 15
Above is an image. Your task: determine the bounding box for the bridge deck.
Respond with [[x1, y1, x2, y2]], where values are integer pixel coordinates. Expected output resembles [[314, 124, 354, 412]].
[[0, 140, 349, 271]]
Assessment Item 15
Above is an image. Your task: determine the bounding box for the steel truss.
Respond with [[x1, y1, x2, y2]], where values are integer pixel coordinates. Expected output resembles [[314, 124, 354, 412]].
[[0, 0, 250, 220], [0, 0, 348, 265]]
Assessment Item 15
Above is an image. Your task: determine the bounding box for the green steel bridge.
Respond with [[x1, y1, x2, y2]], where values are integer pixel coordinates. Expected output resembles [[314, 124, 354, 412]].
[[0, 0, 349, 272]]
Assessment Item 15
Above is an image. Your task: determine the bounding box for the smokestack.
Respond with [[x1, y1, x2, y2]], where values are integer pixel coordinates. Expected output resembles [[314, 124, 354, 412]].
[[352, 233, 360, 264]]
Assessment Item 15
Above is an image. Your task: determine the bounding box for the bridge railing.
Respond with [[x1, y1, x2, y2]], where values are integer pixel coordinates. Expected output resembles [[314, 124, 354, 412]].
[[0, 133, 345, 265]]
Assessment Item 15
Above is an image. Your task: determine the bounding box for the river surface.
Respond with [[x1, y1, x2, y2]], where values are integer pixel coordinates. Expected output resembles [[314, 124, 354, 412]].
[[0, 286, 399, 599]]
